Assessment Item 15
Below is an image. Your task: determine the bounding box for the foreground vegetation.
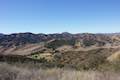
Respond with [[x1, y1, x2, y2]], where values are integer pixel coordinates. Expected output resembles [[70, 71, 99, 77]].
[[0, 62, 120, 80]]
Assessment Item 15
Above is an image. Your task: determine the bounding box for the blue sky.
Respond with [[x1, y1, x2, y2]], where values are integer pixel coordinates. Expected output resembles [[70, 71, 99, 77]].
[[0, 0, 120, 34]]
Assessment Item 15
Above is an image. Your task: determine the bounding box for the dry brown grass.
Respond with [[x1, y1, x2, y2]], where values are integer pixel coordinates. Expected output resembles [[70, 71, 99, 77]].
[[107, 51, 120, 62], [0, 63, 120, 80]]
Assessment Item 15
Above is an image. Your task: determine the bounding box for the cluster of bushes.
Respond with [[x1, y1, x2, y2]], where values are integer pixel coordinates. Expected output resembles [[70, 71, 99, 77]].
[[83, 39, 96, 47], [45, 39, 75, 49], [0, 55, 47, 63], [53, 49, 110, 70]]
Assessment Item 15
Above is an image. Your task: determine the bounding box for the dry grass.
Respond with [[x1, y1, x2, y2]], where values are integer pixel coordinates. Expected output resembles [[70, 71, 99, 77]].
[[107, 51, 120, 62], [0, 63, 120, 80]]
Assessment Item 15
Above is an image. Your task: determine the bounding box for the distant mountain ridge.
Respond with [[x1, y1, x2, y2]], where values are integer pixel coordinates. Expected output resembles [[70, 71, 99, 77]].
[[0, 32, 120, 47]]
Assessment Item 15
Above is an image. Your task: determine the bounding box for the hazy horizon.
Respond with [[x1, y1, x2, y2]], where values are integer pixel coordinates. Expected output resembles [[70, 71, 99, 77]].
[[0, 0, 120, 33], [1, 32, 120, 35]]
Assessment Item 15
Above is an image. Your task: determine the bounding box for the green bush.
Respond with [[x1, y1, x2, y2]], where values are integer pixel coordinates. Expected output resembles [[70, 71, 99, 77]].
[[45, 39, 75, 49]]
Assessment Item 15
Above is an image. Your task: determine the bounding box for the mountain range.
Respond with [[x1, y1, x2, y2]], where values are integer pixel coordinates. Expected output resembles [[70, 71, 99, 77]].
[[0, 32, 120, 47], [0, 32, 120, 70], [0, 32, 120, 55]]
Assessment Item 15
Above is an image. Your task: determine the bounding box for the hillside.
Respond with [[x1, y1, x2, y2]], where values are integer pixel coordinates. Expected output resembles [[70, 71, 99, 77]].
[[0, 33, 120, 47], [0, 32, 120, 55], [0, 33, 120, 70]]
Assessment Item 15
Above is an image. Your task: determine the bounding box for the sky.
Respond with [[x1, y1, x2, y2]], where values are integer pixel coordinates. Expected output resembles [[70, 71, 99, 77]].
[[0, 0, 120, 34]]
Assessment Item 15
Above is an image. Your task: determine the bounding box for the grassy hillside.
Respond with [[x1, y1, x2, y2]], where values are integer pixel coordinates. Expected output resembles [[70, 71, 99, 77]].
[[0, 63, 120, 80], [0, 47, 120, 71]]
